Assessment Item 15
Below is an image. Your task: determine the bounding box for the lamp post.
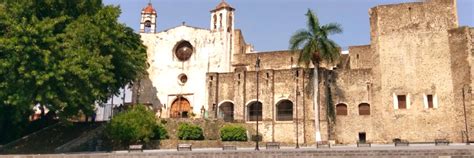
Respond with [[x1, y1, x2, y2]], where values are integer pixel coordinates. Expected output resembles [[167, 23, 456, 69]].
[[462, 86, 470, 144], [295, 68, 300, 149], [255, 57, 261, 151]]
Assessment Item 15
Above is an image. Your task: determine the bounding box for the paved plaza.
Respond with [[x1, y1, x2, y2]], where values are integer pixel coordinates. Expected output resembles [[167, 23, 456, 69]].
[[2, 143, 474, 158]]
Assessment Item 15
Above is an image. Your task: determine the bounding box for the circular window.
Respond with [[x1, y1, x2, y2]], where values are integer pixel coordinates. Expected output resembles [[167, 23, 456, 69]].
[[175, 41, 193, 61], [178, 73, 188, 85]]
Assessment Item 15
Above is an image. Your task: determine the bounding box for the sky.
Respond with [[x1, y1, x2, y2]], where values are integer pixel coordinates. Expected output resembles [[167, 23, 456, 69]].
[[103, 0, 474, 52]]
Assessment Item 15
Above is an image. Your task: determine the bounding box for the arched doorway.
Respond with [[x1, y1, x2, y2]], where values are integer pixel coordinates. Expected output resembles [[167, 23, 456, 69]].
[[170, 96, 191, 118], [219, 102, 234, 122]]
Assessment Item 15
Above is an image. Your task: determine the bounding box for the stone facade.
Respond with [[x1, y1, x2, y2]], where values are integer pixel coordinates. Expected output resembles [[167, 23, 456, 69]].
[[134, 0, 474, 144]]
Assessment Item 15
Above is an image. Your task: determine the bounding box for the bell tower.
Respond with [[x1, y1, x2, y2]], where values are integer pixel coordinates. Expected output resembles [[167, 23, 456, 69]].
[[210, 0, 234, 33], [140, 3, 157, 33]]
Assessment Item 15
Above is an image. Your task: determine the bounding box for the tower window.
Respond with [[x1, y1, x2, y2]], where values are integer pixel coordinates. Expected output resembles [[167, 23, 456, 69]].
[[397, 95, 406, 109], [144, 20, 152, 33], [427, 95, 433, 108], [219, 13, 223, 29], [227, 13, 232, 32], [424, 94, 437, 109], [213, 14, 217, 29]]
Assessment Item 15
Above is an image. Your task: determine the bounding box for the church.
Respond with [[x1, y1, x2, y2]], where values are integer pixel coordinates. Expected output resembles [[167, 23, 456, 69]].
[[133, 0, 474, 145]]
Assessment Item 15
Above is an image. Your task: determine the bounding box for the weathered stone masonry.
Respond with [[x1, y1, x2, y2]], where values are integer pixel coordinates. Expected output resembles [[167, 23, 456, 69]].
[[134, 0, 474, 144]]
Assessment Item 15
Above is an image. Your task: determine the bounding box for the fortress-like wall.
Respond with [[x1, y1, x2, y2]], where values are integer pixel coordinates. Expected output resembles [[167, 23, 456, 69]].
[[348, 45, 372, 69], [351, 0, 464, 143], [207, 68, 315, 143]]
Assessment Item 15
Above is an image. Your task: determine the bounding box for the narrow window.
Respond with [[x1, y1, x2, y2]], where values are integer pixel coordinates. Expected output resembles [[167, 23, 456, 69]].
[[213, 14, 217, 29], [219, 13, 222, 28], [397, 95, 406, 109], [336, 103, 348, 116], [227, 13, 232, 32], [427, 95, 433, 108]]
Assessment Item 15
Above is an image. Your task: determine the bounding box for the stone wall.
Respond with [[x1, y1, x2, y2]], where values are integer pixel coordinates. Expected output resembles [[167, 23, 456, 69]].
[[323, 0, 473, 144], [368, 0, 463, 143], [448, 27, 474, 141], [369, 0, 458, 36], [330, 69, 373, 144], [207, 68, 316, 144], [348, 45, 372, 69], [232, 50, 301, 71]]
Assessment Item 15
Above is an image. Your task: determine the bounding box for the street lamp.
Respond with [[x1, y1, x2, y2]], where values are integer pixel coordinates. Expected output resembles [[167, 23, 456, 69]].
[[463, 86, 471, 144], [295, 68, 300, 149], [255, 57, 261, 151]]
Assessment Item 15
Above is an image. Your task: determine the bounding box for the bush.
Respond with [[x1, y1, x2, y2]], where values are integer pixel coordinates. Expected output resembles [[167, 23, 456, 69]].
[[106, 105, 156, 144], [177, 123, 204, 140], [220, 125, 247, 141], [151, 124, 168, 140]]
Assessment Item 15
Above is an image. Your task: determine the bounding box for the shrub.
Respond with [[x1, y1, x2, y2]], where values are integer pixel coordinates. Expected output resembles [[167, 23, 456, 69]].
[[151, 124, 168, 140], [177, 123, 204, 140], [220, 125, 247, 141], [106, 105, 156, 144]]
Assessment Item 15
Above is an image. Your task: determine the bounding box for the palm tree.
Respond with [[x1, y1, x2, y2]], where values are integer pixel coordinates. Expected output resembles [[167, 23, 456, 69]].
[[289, 9, 342, 142]]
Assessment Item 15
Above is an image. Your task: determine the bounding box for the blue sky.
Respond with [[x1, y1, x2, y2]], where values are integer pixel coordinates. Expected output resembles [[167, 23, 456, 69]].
[[103, 0, 473, 51]]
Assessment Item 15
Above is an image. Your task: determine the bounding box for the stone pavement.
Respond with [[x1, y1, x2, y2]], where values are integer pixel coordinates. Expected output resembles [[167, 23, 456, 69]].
[[1, 144, 474, 158]]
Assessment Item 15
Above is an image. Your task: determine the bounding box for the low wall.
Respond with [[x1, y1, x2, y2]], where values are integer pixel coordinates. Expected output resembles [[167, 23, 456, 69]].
[[2, 146, 474, 158]]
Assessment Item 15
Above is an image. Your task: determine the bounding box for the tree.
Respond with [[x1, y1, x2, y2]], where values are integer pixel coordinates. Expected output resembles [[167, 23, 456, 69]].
[[0, 0, 147, 142], [289, 9, 342, 142], [106, 105, 157, 144]]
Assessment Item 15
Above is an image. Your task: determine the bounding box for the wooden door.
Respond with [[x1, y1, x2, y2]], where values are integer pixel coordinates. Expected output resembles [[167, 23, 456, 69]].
[[170, 97, 191, 118]]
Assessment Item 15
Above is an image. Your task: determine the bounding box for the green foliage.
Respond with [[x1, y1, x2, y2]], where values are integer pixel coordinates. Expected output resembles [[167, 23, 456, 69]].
[[177, 123, 204, 140], [220, 125, 247, 141], [106, 105, 156, 144], [151, 124, 168, 140], [289, 9, 342, 66], [0, 0, 147, 136]]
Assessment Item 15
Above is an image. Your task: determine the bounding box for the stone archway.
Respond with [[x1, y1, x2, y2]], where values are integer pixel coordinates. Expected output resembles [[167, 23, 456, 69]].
[[218, 102, 234, 122], [170, 97, 191, 118]]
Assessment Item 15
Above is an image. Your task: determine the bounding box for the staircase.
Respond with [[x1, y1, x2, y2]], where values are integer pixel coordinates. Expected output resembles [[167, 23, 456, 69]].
[[0, 122, 104, 154]]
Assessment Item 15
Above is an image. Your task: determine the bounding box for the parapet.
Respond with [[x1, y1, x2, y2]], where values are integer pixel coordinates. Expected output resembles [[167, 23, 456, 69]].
[[369, 0, 458, 36]]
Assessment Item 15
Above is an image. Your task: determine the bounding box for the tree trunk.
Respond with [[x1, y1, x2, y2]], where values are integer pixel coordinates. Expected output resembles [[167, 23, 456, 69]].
[[40, 104, 45, 120], [326, 78, 334, 141], [313, 63, 322, 142]]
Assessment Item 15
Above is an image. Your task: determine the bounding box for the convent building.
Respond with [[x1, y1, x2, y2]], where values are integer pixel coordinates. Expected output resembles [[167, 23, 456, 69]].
[[133, 0, 474, 144]]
